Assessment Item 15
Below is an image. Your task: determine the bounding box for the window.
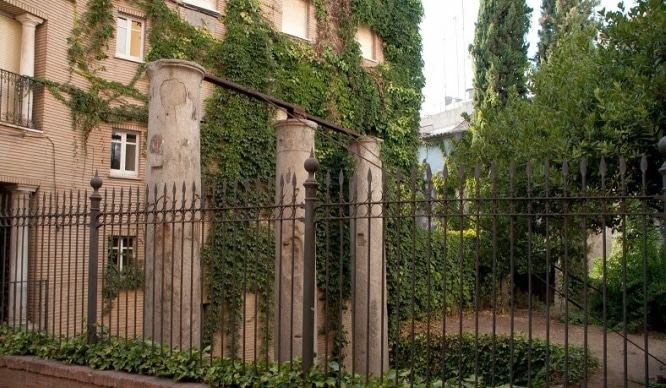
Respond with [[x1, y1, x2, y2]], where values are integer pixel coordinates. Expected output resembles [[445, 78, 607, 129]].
[[184, 0, 217, 11], [110, 130, 139, 178], [110, 236, 135, 273], [116, 15, 144, 61], [0, 13, 21, 74], [282, 0, 309, 40], [355, 25, 377, 61]]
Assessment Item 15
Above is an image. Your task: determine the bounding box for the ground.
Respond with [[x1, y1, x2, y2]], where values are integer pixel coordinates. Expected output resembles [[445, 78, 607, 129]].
[[412, 310, 666, 387]]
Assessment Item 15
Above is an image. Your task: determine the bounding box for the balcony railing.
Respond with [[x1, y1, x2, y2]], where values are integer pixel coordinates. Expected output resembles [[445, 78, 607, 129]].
[[0, 68, 35, 129]]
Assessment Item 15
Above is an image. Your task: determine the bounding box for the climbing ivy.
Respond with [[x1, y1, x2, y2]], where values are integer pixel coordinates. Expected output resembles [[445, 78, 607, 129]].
[[101, 249, 144, 316], [51, 0, 424, 360], [37, 0, 148, 144]]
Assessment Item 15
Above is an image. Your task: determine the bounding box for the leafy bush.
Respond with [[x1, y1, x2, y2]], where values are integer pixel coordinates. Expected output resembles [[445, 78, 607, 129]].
[[590, 220, 666, 333], [393, 332, 598, 387], [0, 324, 597, 387], [387, 226, 478, 323], [0, 325, 430, 387]]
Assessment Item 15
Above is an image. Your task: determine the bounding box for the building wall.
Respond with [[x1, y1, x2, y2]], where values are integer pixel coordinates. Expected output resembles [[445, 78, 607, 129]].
[[1, 0, 385, 211], [0, 0, 386, 343]]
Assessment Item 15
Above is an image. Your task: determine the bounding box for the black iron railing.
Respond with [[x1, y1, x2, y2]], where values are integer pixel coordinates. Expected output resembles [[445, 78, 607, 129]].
[[0, 68, 35, 128], [1, 156, 666, 386]]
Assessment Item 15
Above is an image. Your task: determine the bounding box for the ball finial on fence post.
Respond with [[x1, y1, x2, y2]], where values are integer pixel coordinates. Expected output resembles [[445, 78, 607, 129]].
[[90, 170, 103, 192], [304, 149, 320, 177]]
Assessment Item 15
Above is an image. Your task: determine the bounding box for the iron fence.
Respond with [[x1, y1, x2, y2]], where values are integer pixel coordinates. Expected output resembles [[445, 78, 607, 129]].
[[1, 156, 665, 386]]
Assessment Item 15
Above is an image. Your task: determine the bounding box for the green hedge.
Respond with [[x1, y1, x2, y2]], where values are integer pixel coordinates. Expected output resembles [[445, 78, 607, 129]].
[[393, 332, 598, 387], [0, 325, 597, 387], [387, 228, 478, 323], [0, 326, 428, 387], [590, 220, 666, 333]]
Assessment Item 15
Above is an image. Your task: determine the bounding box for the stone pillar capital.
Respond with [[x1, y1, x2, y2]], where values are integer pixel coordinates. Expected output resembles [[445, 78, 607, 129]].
[[9, 184, 38, 194], [146, 59, 205, 80], [353, 135, 383, 145], [15, 13, 43, 28], [273, 118, 318, 129]]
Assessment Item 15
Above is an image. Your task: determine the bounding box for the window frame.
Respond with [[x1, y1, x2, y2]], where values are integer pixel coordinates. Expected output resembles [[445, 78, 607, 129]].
[[115, 14, 145, 62], [355, 25, 378, 62], [281, 0, 311, 41], [110, 129, 140, 178], [184, 0, 217, 12], [109, 236, 136, 273]]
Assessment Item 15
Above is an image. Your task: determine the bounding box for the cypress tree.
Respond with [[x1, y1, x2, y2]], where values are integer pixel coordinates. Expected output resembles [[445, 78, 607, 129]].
[[537, 0, 598, 63], [470, 0, 531, 110], [536, 0, 556, 63]]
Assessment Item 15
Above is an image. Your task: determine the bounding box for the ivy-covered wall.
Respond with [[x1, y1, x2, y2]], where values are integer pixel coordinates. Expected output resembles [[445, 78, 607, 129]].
[[52, 0, 424, 177], [50, 0, 424, 357]]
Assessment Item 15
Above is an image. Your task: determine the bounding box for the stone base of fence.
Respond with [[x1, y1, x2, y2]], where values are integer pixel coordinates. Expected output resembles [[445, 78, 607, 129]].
[[0, 355, 209, 388]]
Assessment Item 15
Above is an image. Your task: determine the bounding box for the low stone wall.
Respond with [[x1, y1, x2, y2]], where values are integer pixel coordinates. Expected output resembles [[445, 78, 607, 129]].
[[0, 355, 209, 388]]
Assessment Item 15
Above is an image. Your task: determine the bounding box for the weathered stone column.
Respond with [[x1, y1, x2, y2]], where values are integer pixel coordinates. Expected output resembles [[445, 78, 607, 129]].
[[8, 186, 36, 326], [350, 136, 388, 376], [274, 118, 316, 362], [144, 59, 204, 349]]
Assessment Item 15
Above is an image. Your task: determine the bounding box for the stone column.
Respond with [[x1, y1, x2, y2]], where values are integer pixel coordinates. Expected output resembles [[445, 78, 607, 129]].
[[274, 118, 316, 362], [15, 13, 43, 126], [8, 186, 36, 326], [350, 137, 388, 376], [144, 59, 205, 350]]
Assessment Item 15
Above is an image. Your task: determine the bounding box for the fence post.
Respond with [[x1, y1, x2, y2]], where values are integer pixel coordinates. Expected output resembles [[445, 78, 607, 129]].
[[302, 150, 319, 375], [87, 172, 102, 344]]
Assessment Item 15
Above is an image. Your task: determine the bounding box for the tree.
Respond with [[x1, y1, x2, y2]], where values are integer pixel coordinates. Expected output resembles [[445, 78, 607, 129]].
[[470, 0, 531, 110], [536, 0, 556, 63], [458, 0, 666, 202], [451, 0, 666, 311], [536, 0, 598, 64]]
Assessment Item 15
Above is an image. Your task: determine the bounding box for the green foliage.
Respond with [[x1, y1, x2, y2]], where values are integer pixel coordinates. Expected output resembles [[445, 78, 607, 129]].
[[536, 0, 557, 63], [37, 0, 148, 143], [471, 0, 531, 110], [101, 256, 144, 316], [536, 0, 599, 64], [196, 0, 278, 354], [140, 0, 216, 63], [387, 227, 478, 323], [590, 216, 666, 332], [0, 326, 435, 387], [451, 0, 666, 312], [458, 0, 666, 206], [53, 0, 424, 356], [393, 332, 598, 387], [67, 0, 114, 69], [202, 216, 274, 356], [596, 0, 666, 197], [0, 325, 597, 387]]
